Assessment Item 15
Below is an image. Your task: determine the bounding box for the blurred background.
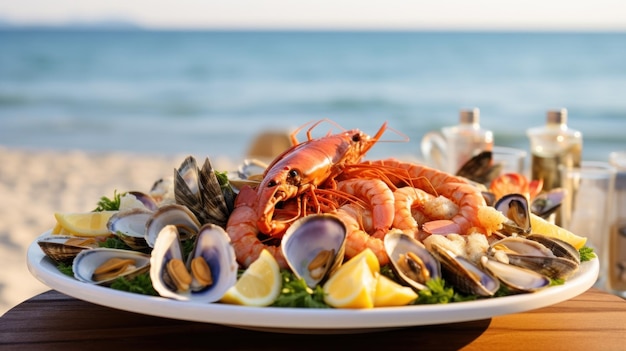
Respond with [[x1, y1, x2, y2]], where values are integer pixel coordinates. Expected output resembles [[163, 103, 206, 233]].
[[1, 0, 625, 163]]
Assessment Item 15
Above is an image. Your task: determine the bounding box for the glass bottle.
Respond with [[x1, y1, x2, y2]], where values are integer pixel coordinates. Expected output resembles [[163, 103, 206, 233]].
[[421, 108, 494, 173], [608, 151, 626, 297], [527, 108, 583, 192]]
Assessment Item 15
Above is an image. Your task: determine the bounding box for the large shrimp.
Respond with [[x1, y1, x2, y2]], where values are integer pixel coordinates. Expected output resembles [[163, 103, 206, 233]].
[[392, 186, 460, 237], [335, 178, 395, 239], [333, 203, 390, 266], [255, 120, 388, 236], [225, 185, 289, 268], [363, 158, 488, 235]]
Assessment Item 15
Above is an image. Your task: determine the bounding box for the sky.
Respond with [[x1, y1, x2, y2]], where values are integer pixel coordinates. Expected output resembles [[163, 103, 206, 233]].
[[0, 0, 625, 30]]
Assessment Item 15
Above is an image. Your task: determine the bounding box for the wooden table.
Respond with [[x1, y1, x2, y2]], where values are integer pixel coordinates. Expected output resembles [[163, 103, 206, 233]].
[[1, 288, 625, 350]]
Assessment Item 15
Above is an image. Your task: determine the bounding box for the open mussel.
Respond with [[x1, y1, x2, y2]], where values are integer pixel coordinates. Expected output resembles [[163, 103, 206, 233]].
[[430, 243, 500, 297], [73, 248, 151, 286], [526, 233, 580, 265], [456, 150, 502, 186], [107, 208, 153, 250], [480, 256, 550, 294], [150, 224, 238, 302], [531, 188, 566, 219], [121, 191, 160, 211], [494, 193, 531, 235], [489, 236, 579, 280], [384, 231, 441, 291], [145, 203, 202, 248], [281, 214, 347, 289], [228, 158, 267, 192], [174, 156, 233, 228]]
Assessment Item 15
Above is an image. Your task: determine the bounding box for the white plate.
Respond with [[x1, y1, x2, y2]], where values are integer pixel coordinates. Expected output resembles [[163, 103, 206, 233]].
[[27, 231, 599, 334]]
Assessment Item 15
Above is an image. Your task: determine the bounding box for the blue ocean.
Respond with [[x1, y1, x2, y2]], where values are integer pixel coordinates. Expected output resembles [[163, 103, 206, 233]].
[[1, 30, 625, 164]]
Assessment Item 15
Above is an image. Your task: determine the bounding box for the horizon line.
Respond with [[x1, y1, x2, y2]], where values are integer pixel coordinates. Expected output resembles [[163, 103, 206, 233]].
[[2, 17, 626, 33], [2, 25, 626, 33]]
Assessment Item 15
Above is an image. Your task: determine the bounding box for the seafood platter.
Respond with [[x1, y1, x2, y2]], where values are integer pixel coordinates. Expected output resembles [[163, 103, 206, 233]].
[[27, 119, 599, 333]]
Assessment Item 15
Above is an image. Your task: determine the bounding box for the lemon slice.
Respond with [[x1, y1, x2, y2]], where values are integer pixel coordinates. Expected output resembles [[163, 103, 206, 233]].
[[340, 248, 380, 275], [323, 254, 377, 309], [373, 273, 418, 307], [529, 213, 587, 250], [53, 211, 117, 237], [220, 249, 281, 307]]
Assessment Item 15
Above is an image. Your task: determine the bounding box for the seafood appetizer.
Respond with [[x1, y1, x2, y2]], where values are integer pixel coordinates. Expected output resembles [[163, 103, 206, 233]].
[[40, 119, 593, 309]]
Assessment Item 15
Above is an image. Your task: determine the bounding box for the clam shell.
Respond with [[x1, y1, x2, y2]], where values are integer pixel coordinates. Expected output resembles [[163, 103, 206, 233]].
[[384, 231, 441, 291], [145, 204, 201, 248], [281, 214, 347, 289], [150, 224, 238, 302], [526, 233, 581, 265], [107, 208, 153, 250], [228, 158, 267, 192], [480, 256, 550, 294], [431, 244, 500, 297], [37, 235, 99, 264], [126, 191, 159, 211], [489, 236, 579, 280], [73, 248, 151, 286]]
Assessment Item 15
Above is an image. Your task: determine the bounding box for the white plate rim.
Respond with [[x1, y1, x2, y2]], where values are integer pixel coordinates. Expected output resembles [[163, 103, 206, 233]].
[[27, 231, 599, 332]]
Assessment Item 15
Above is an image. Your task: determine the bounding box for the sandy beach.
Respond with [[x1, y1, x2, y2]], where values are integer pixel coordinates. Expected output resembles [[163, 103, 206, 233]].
[[0, 146, 236, 316]]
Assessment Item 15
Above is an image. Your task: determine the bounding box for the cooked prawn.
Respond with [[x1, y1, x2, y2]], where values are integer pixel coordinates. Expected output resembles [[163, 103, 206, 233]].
[[333, 203, 389, 266], [225, 185, 288, 268], [336, 178, 395, 239], [255, 120, 389, 236], [363, 158, 488, 234]]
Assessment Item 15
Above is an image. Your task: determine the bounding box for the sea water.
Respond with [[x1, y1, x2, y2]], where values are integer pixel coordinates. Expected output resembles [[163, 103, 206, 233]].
[[1, 30, 625, 165]]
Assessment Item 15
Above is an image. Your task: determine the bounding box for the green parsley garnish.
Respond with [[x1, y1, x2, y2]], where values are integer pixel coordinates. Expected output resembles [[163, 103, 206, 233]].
[[271, 270, 329, 308], [109, 272, 158, 296], [99, 236, 132, 250], [579, 246, 596, 262], [413, 278, 477, 304], [93, 190, 125, 212], [57, 262, 74, 277]]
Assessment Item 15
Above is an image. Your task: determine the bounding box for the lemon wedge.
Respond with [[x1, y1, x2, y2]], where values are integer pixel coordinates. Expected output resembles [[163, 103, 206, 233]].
[[373, 273, 418, 307], [323, 255, 377, 309], [53, 211, 117, 237], [220, 249, 281, 307], [529, 213, 587, 250], [339, 248, 380, 275]]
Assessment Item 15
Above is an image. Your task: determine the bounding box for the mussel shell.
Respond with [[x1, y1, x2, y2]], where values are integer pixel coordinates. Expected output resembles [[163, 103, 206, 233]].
[[384, 231, 441, 291], [455, 150, 502, 185], [430, 244, 500, 297], [531, 188, 565, 219], [228, 158, 267, 192], [506, 254, 580, 280], [174, 156, 231, 227], [107, 208, 153, 250], [126, 191, 159, 211], [526, 233, 580, 265], [489, 236, 555, 257], [150, 224, 238, 302], [489, 236, 579, 280], [480, 256, 550, 294], [73, 248, 151, 286], [237, 158, 268, 178], [37, 235, 98, 264], [145, 203, 201, 248], [281, 214, 347, 289], [494, 193, 531, 235]]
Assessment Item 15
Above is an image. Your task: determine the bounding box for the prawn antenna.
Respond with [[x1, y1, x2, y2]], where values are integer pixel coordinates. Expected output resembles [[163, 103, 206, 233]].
[[291, 118, 348, 144]]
